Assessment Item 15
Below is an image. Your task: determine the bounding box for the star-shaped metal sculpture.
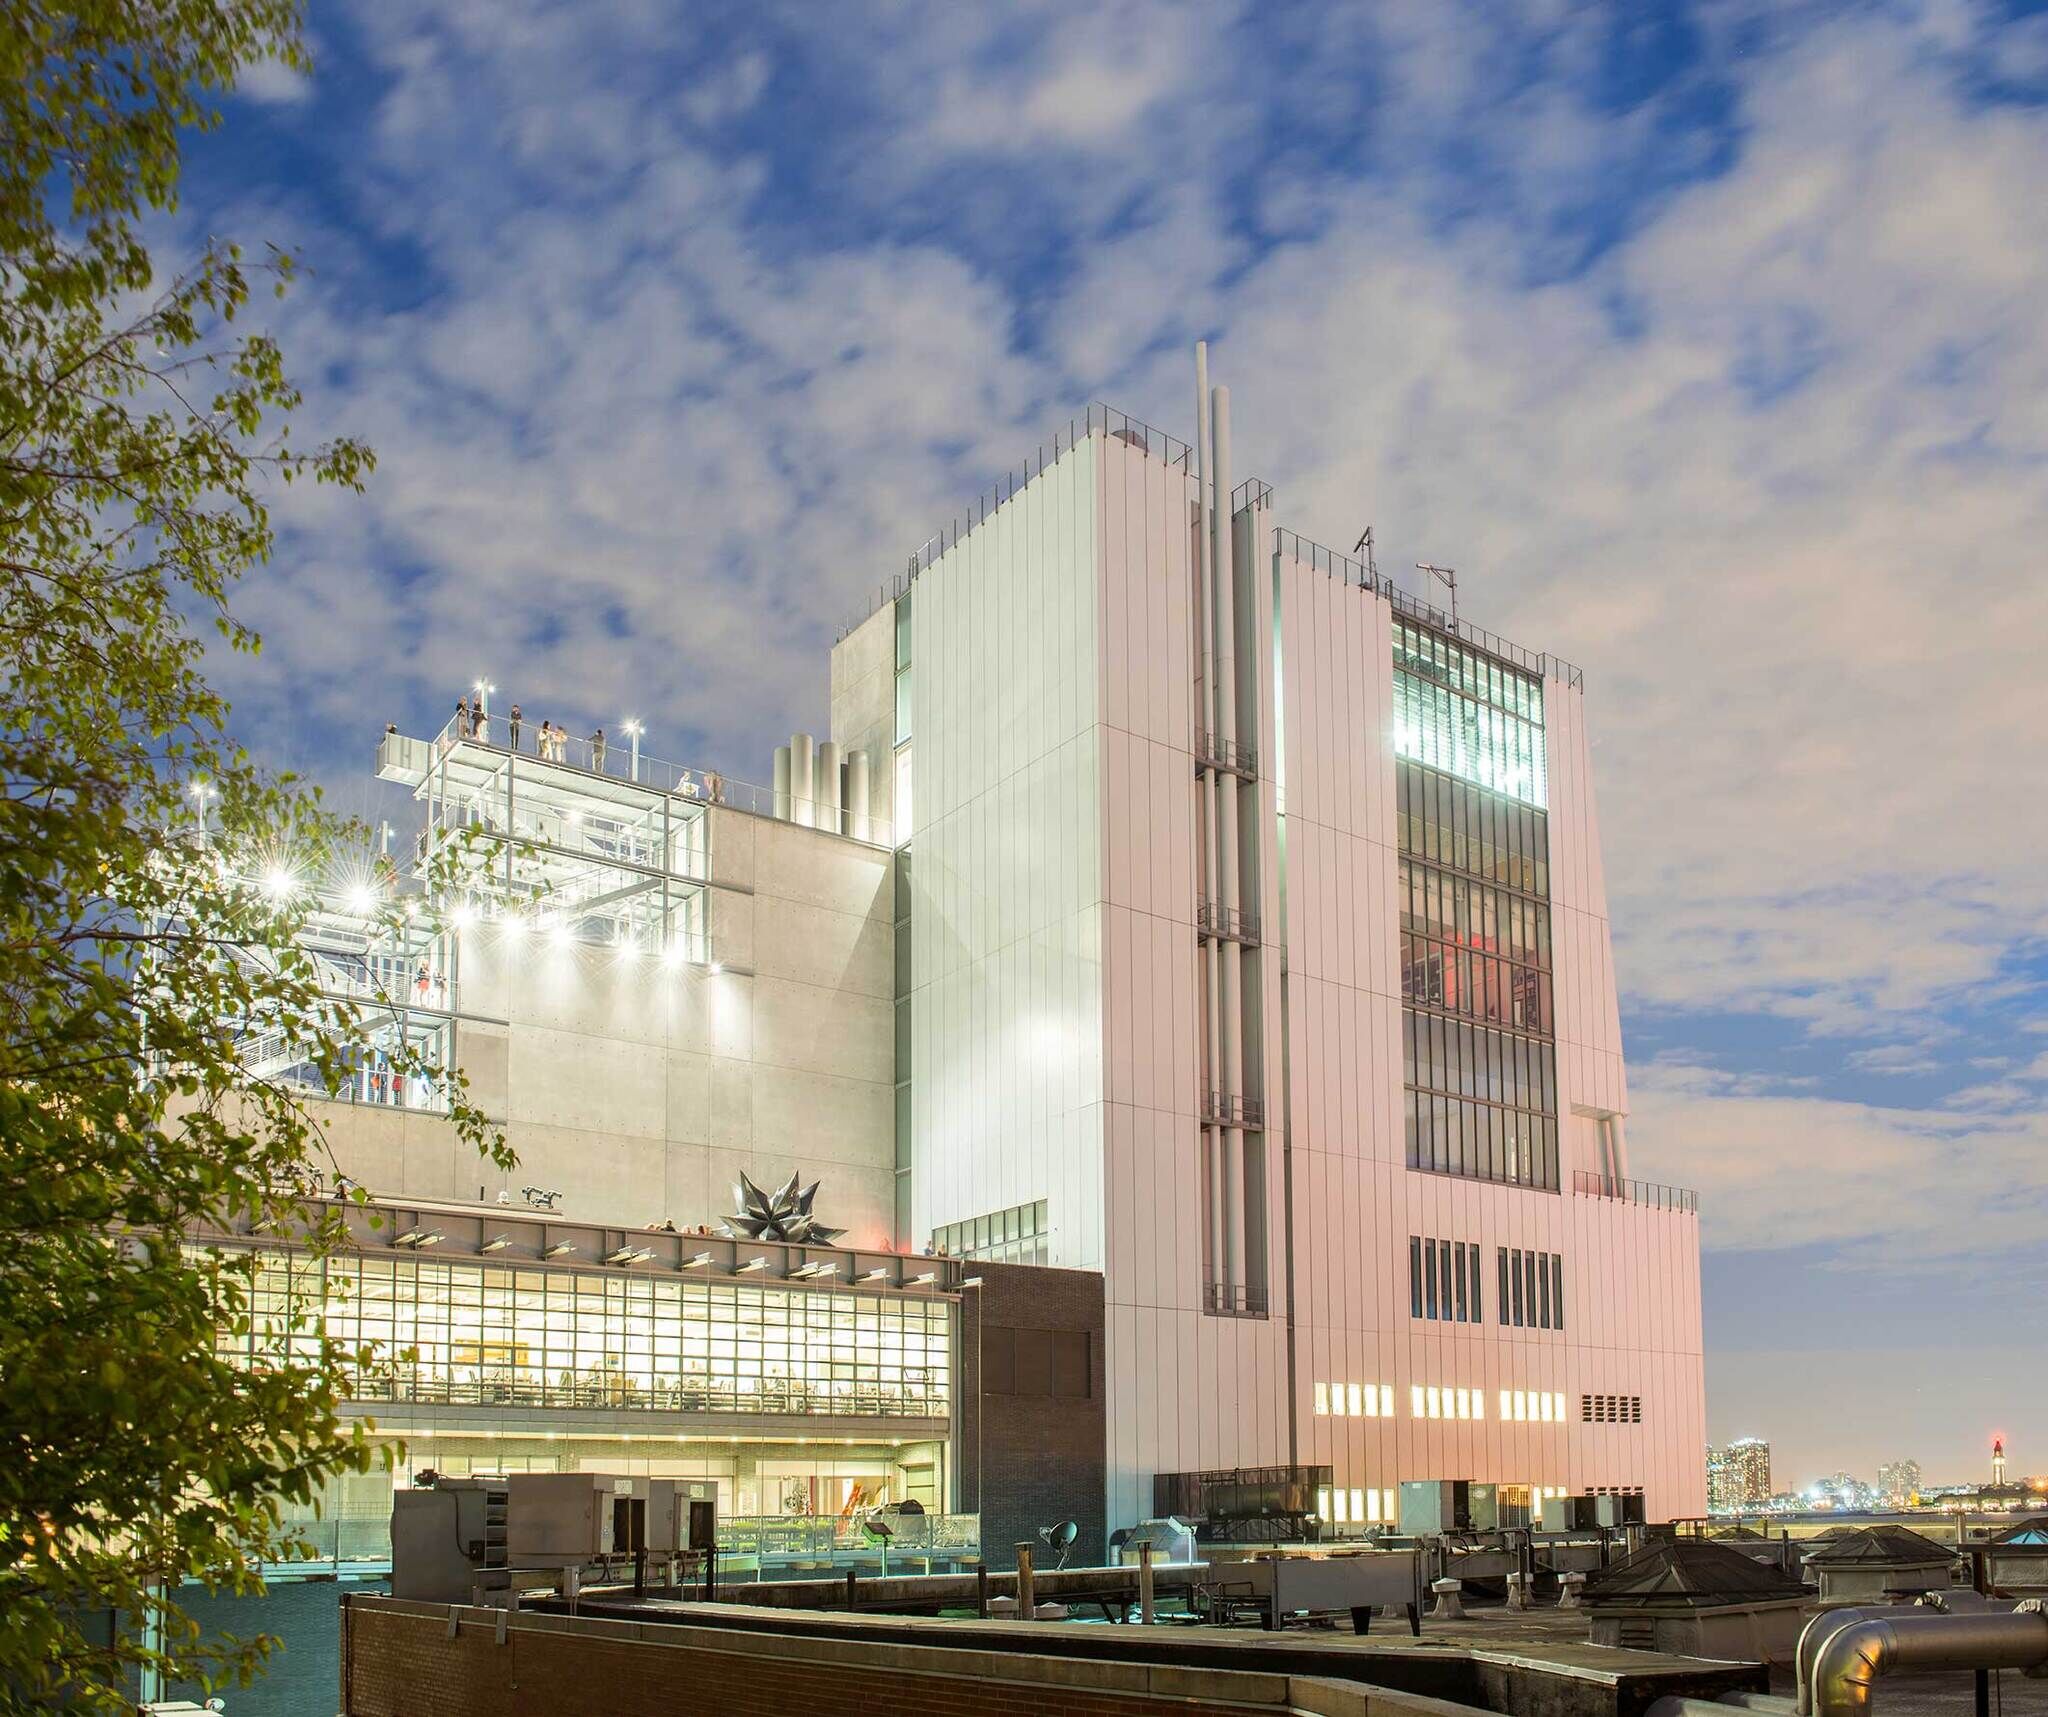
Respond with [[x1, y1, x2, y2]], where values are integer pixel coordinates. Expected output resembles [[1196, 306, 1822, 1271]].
[[718, 1170, 844, 1245]]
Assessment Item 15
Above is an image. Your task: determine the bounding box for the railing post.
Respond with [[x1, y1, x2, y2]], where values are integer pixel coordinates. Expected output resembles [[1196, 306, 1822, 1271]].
[[1015, 1544, 1036, 1619]]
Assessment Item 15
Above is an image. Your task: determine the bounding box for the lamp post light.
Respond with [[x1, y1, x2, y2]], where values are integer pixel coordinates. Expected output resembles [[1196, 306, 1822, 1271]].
[[622, 719, 643, 783], [187, 778, 217, 827], [473, 679, 496, 721]]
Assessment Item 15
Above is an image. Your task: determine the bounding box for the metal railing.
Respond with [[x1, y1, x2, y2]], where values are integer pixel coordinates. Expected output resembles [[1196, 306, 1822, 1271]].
[[342, 1370, 952, 1418], [1201, 1091, 1266, 1129], [1271, 528, 1585, 689], [424, 719, 893, 847], [839, 401, 1197, 639], [1195, 899, 1262, 945], [263, 1513, 982, 1574], [1232, 476, 1274, 513], [1203, 1280, 1270, 1318], [1193, 730, 1258, 778], [1571, 1169, 1698, 1213]]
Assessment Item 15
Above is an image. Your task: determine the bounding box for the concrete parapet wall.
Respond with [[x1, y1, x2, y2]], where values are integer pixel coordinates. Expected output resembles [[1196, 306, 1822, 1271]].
[[338, 1596, 1467, 1716]]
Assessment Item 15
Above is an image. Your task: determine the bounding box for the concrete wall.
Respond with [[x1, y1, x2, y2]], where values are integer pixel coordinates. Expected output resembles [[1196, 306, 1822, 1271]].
[[313, 807, 897, 1246], [831, 602, 897, 835], [1274, 538, 1707, 1523]]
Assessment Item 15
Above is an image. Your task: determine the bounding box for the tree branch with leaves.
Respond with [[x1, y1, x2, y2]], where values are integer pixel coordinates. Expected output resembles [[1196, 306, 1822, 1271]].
[[0, 2, 513, 1707]]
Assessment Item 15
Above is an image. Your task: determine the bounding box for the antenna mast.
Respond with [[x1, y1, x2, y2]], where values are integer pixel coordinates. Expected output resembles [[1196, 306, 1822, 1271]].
[[1351, 526, 1378, 587], [1416, 562, 1459, 631]]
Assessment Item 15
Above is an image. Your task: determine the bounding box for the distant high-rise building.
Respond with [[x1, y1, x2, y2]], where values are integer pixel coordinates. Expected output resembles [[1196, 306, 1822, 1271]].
[[1878, 1459, 1923, 1506], [1993, 1438, 2007, 1486], [1707, 1437, 1772, 1511]]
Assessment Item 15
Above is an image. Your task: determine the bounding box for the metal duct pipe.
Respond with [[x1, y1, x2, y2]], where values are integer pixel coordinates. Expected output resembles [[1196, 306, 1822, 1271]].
[[790, 733, 815, 828], [817, 741, 842, 834], [773, 745, 792, 821], [1193, 342, 1224, 1294], [1644, 1697, 1796, 1717], [1210, 381, 1242, 1293], [1795, 1608, 1921, 1715], [846, 749, 872, 842], [1810, 1605, 2048, 1717]]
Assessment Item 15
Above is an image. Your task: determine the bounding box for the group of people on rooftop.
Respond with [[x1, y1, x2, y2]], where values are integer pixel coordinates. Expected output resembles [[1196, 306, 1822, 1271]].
[[442, 692, 724, 801]]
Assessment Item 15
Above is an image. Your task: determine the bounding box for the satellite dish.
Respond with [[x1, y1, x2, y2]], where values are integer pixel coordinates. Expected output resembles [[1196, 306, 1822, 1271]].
[[1037, 1519, 1080, 1569]]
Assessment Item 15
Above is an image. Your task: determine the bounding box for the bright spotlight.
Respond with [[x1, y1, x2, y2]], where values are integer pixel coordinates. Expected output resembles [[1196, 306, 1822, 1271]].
[[549, 919, 573, 947], [615, 934, 638, 961], [345, 883, 376, 915], [262, 866, 297, 901], [662, 938, 687, 968], [500, 912, 526, 940], [449, 902, 477, 931], [708, 961, 724, 976]]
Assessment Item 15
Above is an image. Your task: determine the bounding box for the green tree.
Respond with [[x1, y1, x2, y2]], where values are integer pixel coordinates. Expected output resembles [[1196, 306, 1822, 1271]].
[[0, 4, 510, 1707]]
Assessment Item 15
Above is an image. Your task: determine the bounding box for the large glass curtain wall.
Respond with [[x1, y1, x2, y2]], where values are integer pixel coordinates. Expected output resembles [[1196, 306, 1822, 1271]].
[[1392, 622, 1547, 807], [1392, 628, 1560, 1193], [216, 1251, 954, 1419]]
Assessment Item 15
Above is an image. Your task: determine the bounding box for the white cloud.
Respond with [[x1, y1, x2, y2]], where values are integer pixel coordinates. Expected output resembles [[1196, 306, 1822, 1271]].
[[1628, 1057, 2048, 1260], [219, 0, 2047, 1095], [235, 52, 314, 106]]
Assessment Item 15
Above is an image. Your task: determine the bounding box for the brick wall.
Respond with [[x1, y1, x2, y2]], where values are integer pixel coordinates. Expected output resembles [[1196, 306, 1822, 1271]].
[[957, 1261, 1108, 1569], [341, 1599, 1282, 1717]]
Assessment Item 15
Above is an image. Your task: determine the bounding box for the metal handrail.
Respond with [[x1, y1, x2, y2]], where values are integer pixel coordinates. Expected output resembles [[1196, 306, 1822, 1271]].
[[1195, 899, 1262, 944], [1203, 1280, 1270, 1318], [1193, 730, 1258, 778], [1202, 1091, 1266, 1129], [1571, 1169, 1698, 1213], [422, 720, 893, 847], [839, 401, 1196, 639], [1271, 527, 1585, 689], [1232, 476, 1274, 513]]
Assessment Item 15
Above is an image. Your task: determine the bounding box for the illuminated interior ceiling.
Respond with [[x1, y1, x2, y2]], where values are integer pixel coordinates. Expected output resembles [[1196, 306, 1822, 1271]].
[[1392, 621, 1549, 807]]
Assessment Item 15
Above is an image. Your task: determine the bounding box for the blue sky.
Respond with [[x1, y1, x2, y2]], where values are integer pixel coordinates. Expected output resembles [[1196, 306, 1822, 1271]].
[[180, 0, 2048, 1489]]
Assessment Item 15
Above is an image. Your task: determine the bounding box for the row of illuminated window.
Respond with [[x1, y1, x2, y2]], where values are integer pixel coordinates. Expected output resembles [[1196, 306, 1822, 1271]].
[[1404, 1011, 1557, 1116], [1314, 1381, 1396, 1418], [1394, 623, 1545, 727], [1405, 1091, 1560, 1192], [1394, 674, 1547, 809], [1401, 933, 1554, 1036], [1397, 760, 1549, 897], [895, 591, 913, 744], [931, 1198, 1049, 1265], [1312, 1382, 1571, 1424], [1500, 1248, 1565, 1330], [1320, 1486, 1395, 1525], [1399, 859, 1551, 969], [216, 1249, 954, 1417], [1410, 1237, 1484, 1324]]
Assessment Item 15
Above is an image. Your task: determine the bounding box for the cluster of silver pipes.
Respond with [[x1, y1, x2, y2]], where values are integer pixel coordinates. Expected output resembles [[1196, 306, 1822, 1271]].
[[1647, 1594, 2048, 1717], [772, 733, 873, 840], [1192, 341, 1263, 1304]]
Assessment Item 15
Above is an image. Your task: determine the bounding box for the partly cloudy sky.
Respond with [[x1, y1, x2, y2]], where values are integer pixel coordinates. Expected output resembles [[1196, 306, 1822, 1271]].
[[183, 0, 2047, 1489]]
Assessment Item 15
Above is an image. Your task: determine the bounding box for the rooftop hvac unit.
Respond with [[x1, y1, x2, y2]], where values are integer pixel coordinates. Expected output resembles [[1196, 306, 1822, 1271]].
[[391, 1477, 508, 1602], [505, 1474, 716, 1567], [1399, 1480, 1497, 1536]]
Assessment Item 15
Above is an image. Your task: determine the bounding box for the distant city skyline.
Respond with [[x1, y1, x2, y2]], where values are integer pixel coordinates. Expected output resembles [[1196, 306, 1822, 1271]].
[[1704, 1434, 2036, 1499]]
